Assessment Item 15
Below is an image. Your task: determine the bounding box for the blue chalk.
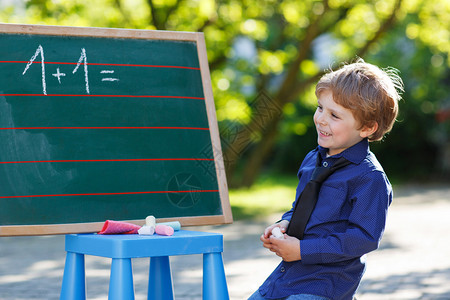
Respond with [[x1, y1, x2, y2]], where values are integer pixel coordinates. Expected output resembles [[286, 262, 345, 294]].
[[156, 221, 181, 231]]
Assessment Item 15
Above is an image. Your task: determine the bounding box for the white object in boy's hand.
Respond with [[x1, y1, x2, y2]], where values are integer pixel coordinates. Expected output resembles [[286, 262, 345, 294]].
[[271, 227, 284, 239]]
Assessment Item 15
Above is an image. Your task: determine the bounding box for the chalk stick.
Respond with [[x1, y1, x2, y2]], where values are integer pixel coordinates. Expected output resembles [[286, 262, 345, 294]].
[[155, 224, 174, 236], [156, 221, 181, 231], [145, 215, 156, 227], [138, 225, 155, 236], [271, 227, 284, 239]]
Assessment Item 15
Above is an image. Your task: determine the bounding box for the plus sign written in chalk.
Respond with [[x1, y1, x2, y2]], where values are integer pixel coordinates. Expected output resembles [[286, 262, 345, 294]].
[[52, 67, 66, 84]]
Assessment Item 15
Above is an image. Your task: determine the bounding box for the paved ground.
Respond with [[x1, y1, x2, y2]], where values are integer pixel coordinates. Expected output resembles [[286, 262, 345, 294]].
[[0, 184, 449, 300]]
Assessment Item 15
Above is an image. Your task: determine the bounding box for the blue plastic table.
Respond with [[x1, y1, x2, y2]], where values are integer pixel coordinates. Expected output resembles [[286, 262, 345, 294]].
[[59, 230, 229, 300]]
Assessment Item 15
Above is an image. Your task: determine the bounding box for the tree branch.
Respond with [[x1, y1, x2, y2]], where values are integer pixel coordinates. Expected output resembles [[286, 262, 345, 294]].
[[147, 0, 164, 30], [357, 0, 403, 57], [275, 0, 330, 103], [286, 0, 403, 103], [208, 53, 228, 70], [197, 15, 217, 32], [162, 0, 184, 26], [114, 0, 132, 27]]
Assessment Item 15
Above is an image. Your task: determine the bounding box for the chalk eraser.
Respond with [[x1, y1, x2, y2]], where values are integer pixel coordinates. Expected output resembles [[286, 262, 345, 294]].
[[145, 215, 156, 227], [271, 227, 284, 239], [138, 225, 155, 235], [156, 221, 181, 231], [155, 224, 174, 236]]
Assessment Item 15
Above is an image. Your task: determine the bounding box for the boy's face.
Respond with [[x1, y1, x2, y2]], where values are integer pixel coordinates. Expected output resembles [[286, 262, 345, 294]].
[[314, 90, 369, 156]]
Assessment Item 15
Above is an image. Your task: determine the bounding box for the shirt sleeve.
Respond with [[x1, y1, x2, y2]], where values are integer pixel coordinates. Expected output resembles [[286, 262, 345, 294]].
[[281, 206, 294, 222], [300, 170, 392, 265]]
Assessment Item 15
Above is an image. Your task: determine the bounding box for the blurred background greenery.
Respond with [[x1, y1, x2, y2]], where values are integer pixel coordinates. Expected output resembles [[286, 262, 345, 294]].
[[1, 0, 449, 218]]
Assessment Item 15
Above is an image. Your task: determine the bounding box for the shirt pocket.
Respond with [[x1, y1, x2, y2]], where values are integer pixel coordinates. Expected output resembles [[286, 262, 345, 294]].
[[310, 184, 347, 223]]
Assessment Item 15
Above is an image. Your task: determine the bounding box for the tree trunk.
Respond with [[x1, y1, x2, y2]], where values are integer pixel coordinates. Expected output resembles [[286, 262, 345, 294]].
[[241, 117, 279, 187]]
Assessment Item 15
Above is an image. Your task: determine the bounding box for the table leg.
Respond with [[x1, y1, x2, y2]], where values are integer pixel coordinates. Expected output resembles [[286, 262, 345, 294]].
[[203, 252, 229, 300], [108, 258, 135, 300], [60, 252, 86, 300], [148, 256, 174, 300]]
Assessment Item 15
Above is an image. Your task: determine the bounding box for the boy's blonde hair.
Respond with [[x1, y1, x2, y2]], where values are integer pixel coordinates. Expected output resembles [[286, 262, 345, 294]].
[[315, 58, 404, 141]]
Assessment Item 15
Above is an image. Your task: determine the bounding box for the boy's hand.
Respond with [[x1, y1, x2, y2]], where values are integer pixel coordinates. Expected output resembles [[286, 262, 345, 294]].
[[260, 220, 288, 248], [268, 235, 301, 262], [261, 220, 301, 261], [262, 220, 289, 239]]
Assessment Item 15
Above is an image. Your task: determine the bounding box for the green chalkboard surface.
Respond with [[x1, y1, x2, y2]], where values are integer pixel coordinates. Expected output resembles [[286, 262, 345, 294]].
[[0, 24, 231, 236]]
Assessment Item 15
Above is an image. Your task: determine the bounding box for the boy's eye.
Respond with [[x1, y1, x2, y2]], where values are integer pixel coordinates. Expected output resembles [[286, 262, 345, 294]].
[[331, 113, 340, 119], [317, 105, 323, 111]]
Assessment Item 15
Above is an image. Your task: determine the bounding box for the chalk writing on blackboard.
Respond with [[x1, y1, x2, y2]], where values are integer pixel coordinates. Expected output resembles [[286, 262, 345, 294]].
[[72, 48, 90, 94], [100, 70, 119, 82], [22, 45, 121, 95], [22, 45, 47, 94], [52, 67, 66, 84]]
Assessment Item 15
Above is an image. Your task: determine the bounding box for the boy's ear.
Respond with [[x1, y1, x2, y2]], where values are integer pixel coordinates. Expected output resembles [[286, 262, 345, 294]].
[[360, 122, 378, 138]]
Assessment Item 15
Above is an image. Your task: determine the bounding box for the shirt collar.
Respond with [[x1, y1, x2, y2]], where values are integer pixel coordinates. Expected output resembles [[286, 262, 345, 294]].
[[318, 138, 369, 165]]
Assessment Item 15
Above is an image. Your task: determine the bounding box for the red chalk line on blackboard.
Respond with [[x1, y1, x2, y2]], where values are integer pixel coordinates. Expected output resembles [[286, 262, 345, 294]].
[[0, 189, 220, 199], [0, 61, 201, 70], [0, 126, 209, 130], [0, 94, 204, 100], [0, 158, 214, 164]]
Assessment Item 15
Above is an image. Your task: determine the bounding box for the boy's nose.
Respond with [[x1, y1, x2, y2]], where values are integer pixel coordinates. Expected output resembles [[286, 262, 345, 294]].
[[316, 114, 327, 126]]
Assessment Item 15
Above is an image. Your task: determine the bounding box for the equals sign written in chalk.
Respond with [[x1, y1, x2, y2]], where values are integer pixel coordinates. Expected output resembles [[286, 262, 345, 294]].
[[100, 70, 119, 82]]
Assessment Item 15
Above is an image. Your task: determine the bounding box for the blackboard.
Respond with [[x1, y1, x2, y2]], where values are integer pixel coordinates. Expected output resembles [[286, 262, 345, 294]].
[[0, 23, 231, 236]]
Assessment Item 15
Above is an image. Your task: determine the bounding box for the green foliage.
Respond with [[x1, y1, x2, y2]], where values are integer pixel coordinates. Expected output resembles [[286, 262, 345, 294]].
[[368, 22, 450, 180], [229, 172, 297, 220], [272, 0, 450, 181], [1, 0, 449, 183]]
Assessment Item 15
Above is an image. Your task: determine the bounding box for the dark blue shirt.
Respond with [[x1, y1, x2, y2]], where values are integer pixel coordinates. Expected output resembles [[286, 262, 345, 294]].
[[258, 139, 392, 300]]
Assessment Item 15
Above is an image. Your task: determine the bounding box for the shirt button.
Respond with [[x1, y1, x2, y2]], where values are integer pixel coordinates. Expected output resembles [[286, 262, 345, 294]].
[[280, 267, 286, 273], [322, 161, 328, 167]]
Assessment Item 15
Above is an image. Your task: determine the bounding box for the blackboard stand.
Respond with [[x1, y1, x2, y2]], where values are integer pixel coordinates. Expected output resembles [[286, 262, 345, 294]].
[[60, 231, 229, 300]]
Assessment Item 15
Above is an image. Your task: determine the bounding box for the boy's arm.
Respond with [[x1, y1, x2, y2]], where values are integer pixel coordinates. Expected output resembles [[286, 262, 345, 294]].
[[300, 171, 392, 264], [281, 208, 293, 222]]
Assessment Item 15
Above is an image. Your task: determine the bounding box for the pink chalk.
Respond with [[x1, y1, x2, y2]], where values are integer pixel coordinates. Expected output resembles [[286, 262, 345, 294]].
[[155, 224, 174, 236]]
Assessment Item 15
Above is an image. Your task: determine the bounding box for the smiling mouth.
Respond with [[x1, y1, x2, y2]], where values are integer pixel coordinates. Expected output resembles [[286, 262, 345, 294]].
[[319, 130, 331, 137]]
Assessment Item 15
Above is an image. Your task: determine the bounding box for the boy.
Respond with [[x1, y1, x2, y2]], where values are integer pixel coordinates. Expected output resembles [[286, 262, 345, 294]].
[[249, 59, 404, 300]]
